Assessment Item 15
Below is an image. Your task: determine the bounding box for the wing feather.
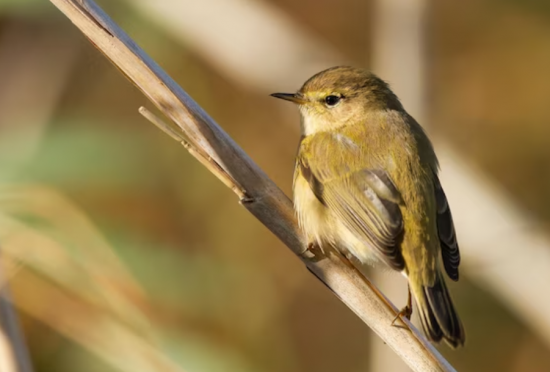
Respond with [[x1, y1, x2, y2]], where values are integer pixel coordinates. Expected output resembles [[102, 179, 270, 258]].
[[434, 175, 460, 281], [322, 169, 405, 270]]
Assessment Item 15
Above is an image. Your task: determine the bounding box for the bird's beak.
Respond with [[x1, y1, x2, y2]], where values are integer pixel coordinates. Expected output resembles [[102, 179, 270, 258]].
[[270, 92, 307, 104]]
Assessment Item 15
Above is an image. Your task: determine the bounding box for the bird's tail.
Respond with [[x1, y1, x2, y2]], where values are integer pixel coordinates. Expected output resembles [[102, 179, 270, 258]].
[[411, 270, 465, 348]]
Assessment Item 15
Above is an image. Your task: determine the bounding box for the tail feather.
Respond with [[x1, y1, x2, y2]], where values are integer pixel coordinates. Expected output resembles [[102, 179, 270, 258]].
[[413, 271, 465, 348]]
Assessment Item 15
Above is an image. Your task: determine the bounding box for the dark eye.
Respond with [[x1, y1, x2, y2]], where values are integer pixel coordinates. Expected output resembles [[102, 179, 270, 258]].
[[324, 95, 341, 107]]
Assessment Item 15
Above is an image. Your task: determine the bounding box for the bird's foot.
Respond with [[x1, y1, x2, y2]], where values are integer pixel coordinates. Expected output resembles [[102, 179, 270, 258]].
[[391, 305, 412, 327], [300, 242, 324, 262]]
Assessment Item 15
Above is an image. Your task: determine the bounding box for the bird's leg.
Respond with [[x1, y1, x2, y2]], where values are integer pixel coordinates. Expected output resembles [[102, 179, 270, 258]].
[[391, 283, 413, 326], [300, 242, 324, 261]]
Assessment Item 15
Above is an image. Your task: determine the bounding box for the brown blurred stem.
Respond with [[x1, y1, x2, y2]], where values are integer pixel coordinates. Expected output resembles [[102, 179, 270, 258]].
[[49, 0, 456, 371], [0, 252, 33, 372]]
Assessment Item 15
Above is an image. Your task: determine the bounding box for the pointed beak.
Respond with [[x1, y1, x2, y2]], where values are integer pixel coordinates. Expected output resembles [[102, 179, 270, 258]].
[[270, 92, 307, 104]]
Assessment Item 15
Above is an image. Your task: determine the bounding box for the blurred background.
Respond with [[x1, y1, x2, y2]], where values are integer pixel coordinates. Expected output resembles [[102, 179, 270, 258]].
[[1, 0, 550, 371]]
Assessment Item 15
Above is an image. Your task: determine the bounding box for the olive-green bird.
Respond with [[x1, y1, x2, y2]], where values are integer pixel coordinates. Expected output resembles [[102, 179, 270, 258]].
[[271, 66, 465, 347]]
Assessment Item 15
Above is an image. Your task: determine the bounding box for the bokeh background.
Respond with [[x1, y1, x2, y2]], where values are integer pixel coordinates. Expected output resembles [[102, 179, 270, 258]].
[[1, 0, 550, 371]]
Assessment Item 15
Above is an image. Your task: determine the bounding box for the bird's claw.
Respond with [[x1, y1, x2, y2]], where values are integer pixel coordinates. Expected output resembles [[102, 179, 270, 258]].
[[391, 305, 412, 327], [300, 242, 324, 262]]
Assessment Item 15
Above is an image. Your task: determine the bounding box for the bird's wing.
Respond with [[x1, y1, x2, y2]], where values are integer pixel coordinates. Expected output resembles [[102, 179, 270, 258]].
[[433, 175, 460, 281], [300, 153, 405, 270]]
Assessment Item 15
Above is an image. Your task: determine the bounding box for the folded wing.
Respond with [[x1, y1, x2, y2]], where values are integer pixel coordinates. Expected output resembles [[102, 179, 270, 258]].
[[301, 151, 405, 270]]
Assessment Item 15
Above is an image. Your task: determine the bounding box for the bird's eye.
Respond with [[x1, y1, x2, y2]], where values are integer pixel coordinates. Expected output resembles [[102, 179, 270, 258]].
[[324, 95, 341, 107]]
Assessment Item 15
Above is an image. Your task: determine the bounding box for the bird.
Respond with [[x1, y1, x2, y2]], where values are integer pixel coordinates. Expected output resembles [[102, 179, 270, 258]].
[[271, 66, 465, 347]]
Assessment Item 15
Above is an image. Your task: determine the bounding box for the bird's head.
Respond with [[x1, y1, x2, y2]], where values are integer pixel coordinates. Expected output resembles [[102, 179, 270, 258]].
[[271, 66, 403, 135]]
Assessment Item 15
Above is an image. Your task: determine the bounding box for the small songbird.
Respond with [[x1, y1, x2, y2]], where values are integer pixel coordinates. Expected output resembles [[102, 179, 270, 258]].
[[271, 66, 465, 347]]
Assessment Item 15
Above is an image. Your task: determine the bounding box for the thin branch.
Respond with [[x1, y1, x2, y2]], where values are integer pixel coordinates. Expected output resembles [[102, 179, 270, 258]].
[[49, 1, 456, 371], [138, 107, 247, 200]]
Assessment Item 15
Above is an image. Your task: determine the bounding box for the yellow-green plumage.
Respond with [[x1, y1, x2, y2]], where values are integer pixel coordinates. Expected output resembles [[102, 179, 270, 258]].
[[274, 66, 465, 347], [298, 113, 437, 278]]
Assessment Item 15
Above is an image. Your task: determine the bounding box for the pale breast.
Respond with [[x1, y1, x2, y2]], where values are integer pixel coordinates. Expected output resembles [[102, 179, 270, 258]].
[[333, 221, 383, 265], [293, 171, 331, 246]]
